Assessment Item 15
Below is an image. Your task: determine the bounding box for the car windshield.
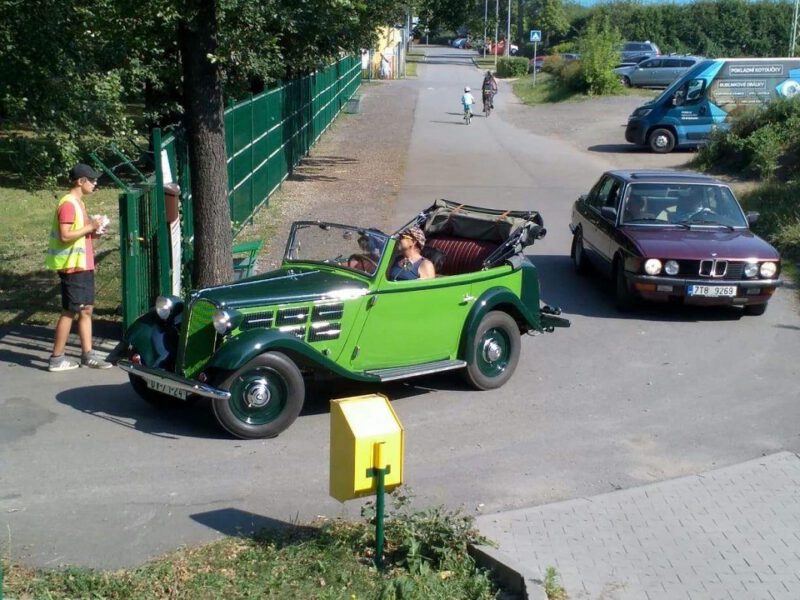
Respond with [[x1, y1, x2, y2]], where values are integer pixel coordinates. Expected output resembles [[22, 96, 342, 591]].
[[284, 222, 389, 276], [621, 183, 748, 228]]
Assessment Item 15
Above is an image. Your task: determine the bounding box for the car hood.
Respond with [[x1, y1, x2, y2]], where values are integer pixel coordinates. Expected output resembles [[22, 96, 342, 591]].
[[195, 267, 369, 309], [624, 227, 780, 260]]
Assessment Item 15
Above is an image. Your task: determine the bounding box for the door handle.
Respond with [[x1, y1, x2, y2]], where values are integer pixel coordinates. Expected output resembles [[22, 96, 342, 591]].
[[461, 294, 475, 305]]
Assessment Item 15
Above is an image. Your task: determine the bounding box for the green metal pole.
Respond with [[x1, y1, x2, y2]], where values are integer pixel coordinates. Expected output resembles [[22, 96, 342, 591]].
[[375, 466, 385, 570]]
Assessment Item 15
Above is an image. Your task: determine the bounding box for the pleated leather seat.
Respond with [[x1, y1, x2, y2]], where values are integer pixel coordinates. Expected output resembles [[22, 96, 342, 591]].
[[425, 235, 499, 276]]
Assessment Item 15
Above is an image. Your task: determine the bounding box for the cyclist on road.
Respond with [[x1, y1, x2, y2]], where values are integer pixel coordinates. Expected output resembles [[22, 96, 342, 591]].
[[461, 86, 476, 119], [482, 71, 498, 110]]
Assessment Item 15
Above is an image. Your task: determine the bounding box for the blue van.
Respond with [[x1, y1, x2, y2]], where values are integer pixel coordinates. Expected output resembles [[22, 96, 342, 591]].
[[626, 58, 800, 153]]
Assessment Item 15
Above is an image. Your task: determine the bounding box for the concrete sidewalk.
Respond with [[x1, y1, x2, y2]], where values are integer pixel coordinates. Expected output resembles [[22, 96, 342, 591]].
[[475, 452, 800, 600]]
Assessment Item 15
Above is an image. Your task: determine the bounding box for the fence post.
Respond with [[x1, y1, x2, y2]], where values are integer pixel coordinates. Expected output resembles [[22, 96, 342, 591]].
[[152, 128, 172, 296]]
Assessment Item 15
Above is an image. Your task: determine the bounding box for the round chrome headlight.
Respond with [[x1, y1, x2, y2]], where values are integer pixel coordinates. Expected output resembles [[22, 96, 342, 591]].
[[155, 296, 174, 320], [760, 261, 777, 278], [212, 309, 232, 334], [664, 260, 679, 276], [744, 262, 759, 278], [644, 258, 662, 276]]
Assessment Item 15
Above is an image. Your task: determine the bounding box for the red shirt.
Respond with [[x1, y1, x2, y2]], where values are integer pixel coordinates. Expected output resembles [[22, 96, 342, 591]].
[[58, 199, 95, 272]]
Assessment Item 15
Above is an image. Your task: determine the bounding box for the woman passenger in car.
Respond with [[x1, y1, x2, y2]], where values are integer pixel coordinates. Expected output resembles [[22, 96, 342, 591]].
[[389, 226, 435, 281]]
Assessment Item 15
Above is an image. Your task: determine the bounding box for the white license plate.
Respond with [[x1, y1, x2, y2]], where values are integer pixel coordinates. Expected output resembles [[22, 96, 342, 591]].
[[688, 285, 737, 298], [146, 379, 188, 400]]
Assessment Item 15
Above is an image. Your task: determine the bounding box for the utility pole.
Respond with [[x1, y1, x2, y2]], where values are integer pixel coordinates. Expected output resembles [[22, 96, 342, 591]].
[[484, 0, 488, 59], [791, 0, 799, 57], [494, 0, 499, 69], [506, 0, 512, 56]]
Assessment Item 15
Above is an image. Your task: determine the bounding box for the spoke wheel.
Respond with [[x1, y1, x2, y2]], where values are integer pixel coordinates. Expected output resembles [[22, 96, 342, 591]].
[[462, 311, 521, 390], [213, 352, 305, 439]]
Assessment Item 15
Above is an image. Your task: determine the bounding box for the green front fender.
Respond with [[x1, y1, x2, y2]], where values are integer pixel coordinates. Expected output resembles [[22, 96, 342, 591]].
[[207, 328, 380, 383], [460, 287, 539, 365]]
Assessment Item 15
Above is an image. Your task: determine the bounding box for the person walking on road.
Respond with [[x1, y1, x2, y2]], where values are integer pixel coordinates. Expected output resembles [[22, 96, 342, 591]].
[[45, 163, 112, 371]]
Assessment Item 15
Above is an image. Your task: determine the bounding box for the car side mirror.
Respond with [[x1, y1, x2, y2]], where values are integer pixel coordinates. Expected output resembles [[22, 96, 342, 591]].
[[600, 206, 617, 221], [746, 211, 759, 226], [579, 194, 588, 203]]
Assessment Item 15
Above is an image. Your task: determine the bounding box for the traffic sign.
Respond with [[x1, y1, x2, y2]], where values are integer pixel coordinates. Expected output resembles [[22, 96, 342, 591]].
[[530, 30, 542, 43]]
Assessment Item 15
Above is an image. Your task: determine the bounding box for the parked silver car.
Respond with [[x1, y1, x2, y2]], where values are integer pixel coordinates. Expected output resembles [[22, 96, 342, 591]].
[[621, 41, 660, 62], [615, 55, 704, 88]]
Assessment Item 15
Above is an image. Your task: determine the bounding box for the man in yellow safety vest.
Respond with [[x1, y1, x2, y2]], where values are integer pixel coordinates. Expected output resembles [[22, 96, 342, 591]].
[[45, 164, 112, 371]]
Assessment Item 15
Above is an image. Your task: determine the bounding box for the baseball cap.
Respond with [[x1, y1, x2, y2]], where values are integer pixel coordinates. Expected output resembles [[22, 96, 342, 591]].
[[69, 163, 101, 182]]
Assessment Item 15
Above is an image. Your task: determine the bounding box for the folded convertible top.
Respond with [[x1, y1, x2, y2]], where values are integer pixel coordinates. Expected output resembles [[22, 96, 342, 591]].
[[422, 199, 544, 244]]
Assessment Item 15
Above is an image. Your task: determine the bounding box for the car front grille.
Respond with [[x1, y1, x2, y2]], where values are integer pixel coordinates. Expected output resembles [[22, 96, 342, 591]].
[[179, 298, 218, 377], [679, 260, 745, 280], [242, 310, 275, 330]]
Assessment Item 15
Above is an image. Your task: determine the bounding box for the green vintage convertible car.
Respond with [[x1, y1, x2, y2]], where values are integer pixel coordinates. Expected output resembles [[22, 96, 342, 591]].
[[118, 200, 569, 439]]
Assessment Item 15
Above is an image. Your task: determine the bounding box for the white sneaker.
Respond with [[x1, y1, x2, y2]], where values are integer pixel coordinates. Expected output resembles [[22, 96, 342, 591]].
[[81, 350, 113, 369], [49, 355, 79, 372]]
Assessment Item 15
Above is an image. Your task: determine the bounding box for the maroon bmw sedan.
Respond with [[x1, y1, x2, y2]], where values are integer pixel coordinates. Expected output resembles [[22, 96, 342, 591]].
[[569, 170, 781, 315]]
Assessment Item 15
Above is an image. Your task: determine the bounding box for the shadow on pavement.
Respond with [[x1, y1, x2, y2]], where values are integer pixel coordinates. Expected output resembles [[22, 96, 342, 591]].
[[55, 383, 226, 440], [190, 507, 316, 541], [0, 323, 122, 369], [529, 253, 745, 322], [430, 120, 467, 126]]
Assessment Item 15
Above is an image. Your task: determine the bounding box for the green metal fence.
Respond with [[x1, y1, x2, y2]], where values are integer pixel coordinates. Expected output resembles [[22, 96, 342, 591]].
[[114, 56, 360, 331]]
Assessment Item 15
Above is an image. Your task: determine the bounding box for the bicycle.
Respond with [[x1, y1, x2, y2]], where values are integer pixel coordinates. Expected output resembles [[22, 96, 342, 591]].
[[483, 92, 494, 117], [463, 106, 472, 125]]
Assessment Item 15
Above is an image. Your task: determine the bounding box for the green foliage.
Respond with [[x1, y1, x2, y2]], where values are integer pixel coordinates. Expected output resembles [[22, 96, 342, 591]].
[[695, 97, 800, 179], [578, 18, 623, 96], [739, 181, 800, 262], [0, 0, 404, 183], [5, 494, 499, 600], [544, 566, 569, 600], [496, 57, 532, 78]]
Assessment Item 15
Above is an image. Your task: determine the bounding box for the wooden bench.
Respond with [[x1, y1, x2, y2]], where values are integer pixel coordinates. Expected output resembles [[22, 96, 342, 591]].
[[232, 240, 264, 280]]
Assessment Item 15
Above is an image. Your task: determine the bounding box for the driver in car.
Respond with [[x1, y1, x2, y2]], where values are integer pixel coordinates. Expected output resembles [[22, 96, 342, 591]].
[[347, 233, 382, 273], [389, 226, 435, 281], [673, 188, 706, 222]]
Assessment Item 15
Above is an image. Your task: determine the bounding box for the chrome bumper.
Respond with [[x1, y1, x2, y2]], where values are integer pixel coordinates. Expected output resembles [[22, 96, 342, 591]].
[[118, 359, 231, 401]]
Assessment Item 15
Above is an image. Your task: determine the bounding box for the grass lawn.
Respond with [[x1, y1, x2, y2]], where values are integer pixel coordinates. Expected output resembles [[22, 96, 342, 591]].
[[0, 182, 122, 327], [3, 502, 502, 600], [406, 62, 418, 77], [513, 72, 659, 106]]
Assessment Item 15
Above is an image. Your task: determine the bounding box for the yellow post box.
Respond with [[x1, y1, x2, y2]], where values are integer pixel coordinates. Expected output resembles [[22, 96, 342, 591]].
[[329, 394, 404, 502]]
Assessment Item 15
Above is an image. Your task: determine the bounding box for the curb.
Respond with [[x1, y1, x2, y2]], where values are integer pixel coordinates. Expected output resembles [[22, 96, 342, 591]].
[[468, 543, 547, 600]]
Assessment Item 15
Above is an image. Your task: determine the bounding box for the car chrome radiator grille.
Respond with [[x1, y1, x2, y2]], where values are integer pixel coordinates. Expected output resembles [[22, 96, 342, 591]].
[[239, 303, 344, 342], [680, 260, 745, 280], [180, 299, 218, 377]]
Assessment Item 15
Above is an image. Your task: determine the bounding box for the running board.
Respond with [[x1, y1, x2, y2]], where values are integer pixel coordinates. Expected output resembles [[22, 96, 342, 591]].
[[365, 359, 467, 382]]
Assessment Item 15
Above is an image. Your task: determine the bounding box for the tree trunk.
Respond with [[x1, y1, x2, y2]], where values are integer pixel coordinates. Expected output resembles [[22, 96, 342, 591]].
[[179, 0, 233, 288]]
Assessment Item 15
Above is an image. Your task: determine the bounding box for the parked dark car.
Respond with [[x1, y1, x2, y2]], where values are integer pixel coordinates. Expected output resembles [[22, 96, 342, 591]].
[[569, 170, 781, 315]]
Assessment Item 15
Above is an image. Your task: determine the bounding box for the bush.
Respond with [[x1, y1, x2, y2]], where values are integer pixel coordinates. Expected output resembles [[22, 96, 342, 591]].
[[578, 18, 623, 96], [496, 57, 531, 78], [559, 60, 586, 93], [739, 181, 800, 262], [695, 97, 800, 180], [541, 55, 563, 74]]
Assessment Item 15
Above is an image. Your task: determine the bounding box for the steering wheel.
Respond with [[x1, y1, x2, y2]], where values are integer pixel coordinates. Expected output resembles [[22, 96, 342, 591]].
[[348, 253, 378, 272], [686, 207, 718, 220]]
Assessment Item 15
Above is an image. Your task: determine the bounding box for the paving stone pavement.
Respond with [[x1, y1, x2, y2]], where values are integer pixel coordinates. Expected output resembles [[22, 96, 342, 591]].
[[476, 452, 800, 600]]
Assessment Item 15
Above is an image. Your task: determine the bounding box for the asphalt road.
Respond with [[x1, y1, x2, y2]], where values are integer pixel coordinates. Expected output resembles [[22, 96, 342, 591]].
[[2, 46, 799, 569]]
